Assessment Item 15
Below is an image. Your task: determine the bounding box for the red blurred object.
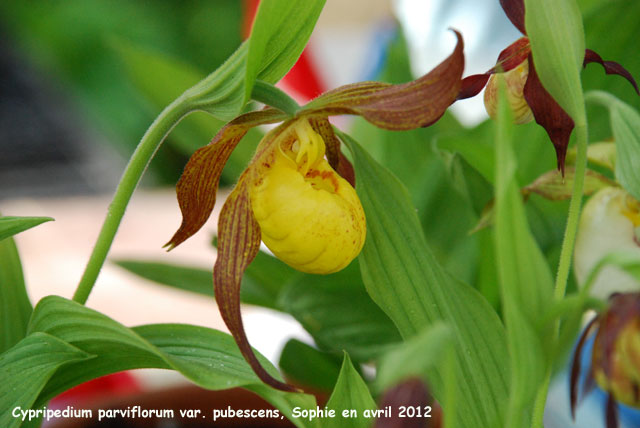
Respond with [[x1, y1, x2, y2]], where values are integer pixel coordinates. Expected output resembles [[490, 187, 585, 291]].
[[243, 0, 326, 102], [49, 372, 142, 409]]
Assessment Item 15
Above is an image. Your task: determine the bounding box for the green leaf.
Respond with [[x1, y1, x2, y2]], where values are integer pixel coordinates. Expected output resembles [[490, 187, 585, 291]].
[[375, 323, 451, 392], [279, 262, 400, 361], [0, 216, 53, 242], [586, 91, 640, 200], [245, 0, 325, 102], [0, 237, 32, 354], [524, 0, 586, 125], [0, 332, 92, 428], [279, 339, 343, 392], [111, 38, 264, 182], [115, 249, 297, 310], [26, 296, 318, 428], [338, 131, 509, 428], [494, 78, 553, 426], [325, 353, 377, 428], [611, 104, 640, 200]]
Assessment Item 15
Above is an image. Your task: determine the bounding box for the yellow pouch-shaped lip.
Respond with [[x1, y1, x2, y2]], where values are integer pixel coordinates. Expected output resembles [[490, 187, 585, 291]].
[[249, 120, 366, 274]]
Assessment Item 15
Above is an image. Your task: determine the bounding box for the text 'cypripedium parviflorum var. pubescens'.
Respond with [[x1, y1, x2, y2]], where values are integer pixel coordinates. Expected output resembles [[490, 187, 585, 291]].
[[164, 31, 465, 392]]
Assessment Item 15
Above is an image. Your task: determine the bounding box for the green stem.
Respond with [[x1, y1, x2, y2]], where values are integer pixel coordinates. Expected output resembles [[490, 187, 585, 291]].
[[529, 122, 588, 428], [554, 123, 588, 299], [72, 97, 191, 304], [251, 80, 299, 116]]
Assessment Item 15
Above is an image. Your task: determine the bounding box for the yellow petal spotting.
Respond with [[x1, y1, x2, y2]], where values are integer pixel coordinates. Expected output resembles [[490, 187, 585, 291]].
[[484, 60, 534, 125], [249, 119, 366, 274]]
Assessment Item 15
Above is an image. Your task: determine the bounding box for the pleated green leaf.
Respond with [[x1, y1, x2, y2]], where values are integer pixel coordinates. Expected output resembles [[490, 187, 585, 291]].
[[175, 0, 324, 121], [338, 131, 509, 428], [279, 263, 400, 361], [0, 237, 32, 354], [0, 216, 53, 242], [494, 78, 552, 427], [375, 322, 451, 392], [24, 296, 318, 428], [111, 39, 264, 181], [0, 332, 92, 428], [524, 0, 586, 125], [245, 0, 325, 102], [325, 353, 377, 428], [279, 339, 343, 392], [587, 91, 640, 200], [115, 249, 299, 310]]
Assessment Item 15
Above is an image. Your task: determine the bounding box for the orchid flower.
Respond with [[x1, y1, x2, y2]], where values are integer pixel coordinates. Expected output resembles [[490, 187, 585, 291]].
[[571, 293, 640, 428], [457, 0, 639, 173], [165, 32, 465, 392], [574, 187, 640, 300]]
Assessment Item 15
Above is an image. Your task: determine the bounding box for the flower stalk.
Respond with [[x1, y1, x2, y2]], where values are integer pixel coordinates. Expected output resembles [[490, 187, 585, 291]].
[[72, 97, 191, 304]]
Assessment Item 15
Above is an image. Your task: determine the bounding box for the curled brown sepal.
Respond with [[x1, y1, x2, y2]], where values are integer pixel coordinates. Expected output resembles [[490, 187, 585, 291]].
[[569, 316, 599, 420], [301, 30, 464, 131], [606, 393, 619, 428], [307, 117, 356, 187], [374, 378, 441, 428], [583, 49, 640, 95], [523, 54, 575, 174], [458, 37, 531, 100], [500, 0, 526, 35], [165, 108, 289, 250], [213, 177, 298, 392]]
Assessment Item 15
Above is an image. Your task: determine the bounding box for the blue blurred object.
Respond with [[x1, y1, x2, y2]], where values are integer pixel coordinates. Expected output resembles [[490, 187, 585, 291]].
[[545, 332, 640, 428]]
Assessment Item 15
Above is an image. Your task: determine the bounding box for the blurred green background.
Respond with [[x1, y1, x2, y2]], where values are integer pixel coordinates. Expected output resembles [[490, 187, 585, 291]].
[[0, 0, 244, 190]]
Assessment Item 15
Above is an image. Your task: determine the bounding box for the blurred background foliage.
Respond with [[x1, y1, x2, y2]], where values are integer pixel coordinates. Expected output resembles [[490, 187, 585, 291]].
[[0, 0, 245, 185]]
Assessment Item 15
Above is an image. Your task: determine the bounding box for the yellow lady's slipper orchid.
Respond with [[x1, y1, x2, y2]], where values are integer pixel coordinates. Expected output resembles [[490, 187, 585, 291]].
[[165, 31, 465, 392], [249, 120, 365, 274]]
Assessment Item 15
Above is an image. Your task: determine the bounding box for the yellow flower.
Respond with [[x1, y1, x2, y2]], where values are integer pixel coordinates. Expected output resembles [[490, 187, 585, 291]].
[[249, 119, 365, 274], [164, 31, 465, 392]]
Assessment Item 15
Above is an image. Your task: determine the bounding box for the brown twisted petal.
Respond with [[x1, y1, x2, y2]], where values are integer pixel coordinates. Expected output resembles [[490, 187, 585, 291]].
[[606, 393, 619, 428], [500, 0, 526, 35], [583, 49, 640, 95], [307, 117, 355, 187], [301, 30, 465, 131], [165, 108, 288, 250], [213, 175, 298, 392], [570, 316, 598, 420], [523, 54, 575, 174], [457, 37, 531, 100]]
